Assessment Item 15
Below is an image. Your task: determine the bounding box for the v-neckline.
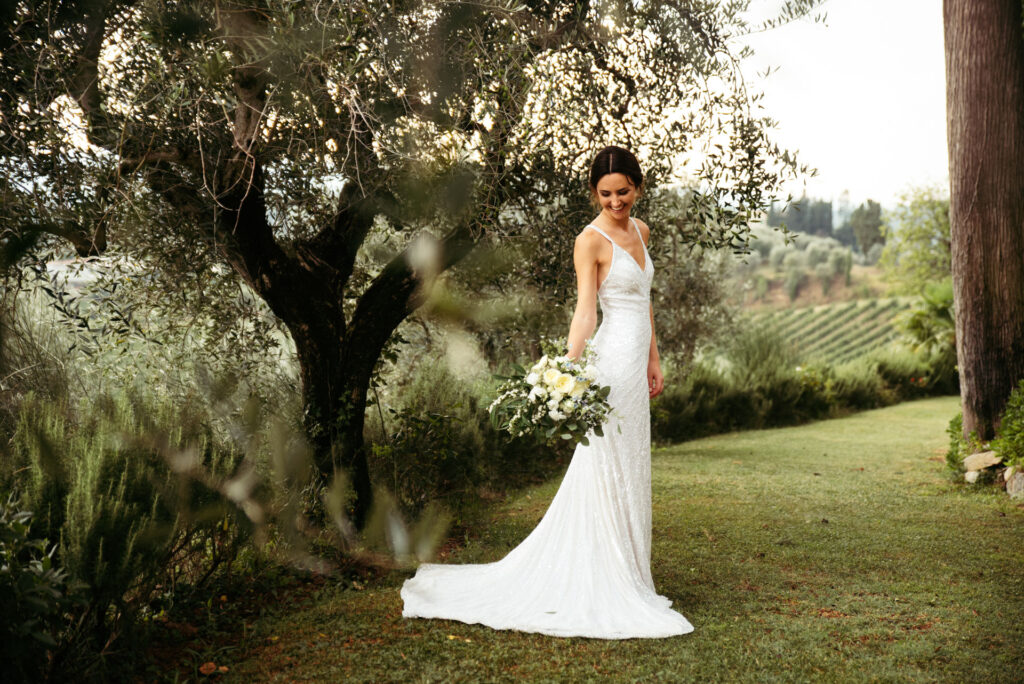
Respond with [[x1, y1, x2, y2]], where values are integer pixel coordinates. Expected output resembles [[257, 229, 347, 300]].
[[589, 223, 647, 273]]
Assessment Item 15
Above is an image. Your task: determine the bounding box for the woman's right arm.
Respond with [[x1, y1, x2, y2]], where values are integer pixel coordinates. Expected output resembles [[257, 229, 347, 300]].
[[566, 231, 600, 361]]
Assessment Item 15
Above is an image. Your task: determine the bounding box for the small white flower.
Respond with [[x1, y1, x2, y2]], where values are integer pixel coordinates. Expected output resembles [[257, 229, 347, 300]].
[[584, 365, 598, 381], [528, 386, 545, 401], [549, 390, 563, 403], [526, 372, 540, 385], [560, 399, 573, 412], [548, 409, 565, 421], [547, 398, 559, 410]]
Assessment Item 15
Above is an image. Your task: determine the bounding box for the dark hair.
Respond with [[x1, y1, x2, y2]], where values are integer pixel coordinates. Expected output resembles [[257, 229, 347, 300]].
[[588, 145, 644, 191]]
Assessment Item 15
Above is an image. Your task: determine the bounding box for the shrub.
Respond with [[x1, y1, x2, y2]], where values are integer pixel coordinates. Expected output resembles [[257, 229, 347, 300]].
[[782, 250, 807, 271], [946, 413, 967, 474], [714, 328, 827, 426], [366, 353, 570, 517], [899, 280, 958, 395], [826, 248, 845, 277], [370, 405, 487, 513], [866, 242, 885, 265], [751, 234, 778, 259], [740, 250, 763, 271], [769, 245, 788, 270], [652, 326, 956, 445], [944, 413, 985, 477], [652, 362, 757, 442], [784, 268, 806, 302], [825, 248, 853, 285], [7, 391, 252, 660], [0, 494, 85, 682], [806, 242, 830, 267], [993, 378, 1024, 468], [831, 358, 886, 411], [815, 262, 834, 295], [754, 275, 769, 301], [870, 348, 933, 402], [0, 298, 75, 439]]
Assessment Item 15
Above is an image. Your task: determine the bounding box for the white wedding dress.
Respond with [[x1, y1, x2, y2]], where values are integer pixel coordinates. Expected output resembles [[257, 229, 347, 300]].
[[401, 219, 694, 639]]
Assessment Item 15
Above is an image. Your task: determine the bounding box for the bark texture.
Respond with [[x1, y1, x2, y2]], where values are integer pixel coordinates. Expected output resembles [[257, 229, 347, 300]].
[[944, 0, 1024, 439]]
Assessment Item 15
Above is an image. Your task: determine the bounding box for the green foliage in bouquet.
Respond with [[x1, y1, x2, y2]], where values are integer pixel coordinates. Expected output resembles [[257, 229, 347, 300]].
[[489, 338, 612, 447]]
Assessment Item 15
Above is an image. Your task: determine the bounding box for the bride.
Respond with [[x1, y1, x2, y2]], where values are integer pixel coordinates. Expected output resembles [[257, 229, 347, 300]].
[[401, 145, 694, 639]]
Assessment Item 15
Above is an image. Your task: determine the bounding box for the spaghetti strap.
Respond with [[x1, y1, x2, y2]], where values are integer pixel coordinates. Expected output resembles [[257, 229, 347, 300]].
[[585, 224, 614, 243], [629, 217, 645, 245]]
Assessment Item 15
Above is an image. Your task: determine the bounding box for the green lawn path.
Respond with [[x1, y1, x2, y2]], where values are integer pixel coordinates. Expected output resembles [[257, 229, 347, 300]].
[[229, 397, 1024, 682]]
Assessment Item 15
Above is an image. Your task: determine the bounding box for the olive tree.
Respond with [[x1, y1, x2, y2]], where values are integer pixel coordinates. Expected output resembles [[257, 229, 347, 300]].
[[1, 0, 816, 526]]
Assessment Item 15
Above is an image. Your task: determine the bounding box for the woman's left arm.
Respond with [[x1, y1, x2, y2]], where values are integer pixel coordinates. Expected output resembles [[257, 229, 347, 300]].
[[636, 219, 664, 399], [648, 302, 663, 398]]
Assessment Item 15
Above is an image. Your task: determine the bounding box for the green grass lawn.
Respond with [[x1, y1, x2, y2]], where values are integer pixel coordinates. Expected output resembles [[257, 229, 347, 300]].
[[226, 397, 1024, 682]]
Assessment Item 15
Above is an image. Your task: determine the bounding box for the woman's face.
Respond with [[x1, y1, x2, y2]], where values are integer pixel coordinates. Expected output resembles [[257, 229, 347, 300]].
[[593, 173, 638, 220]]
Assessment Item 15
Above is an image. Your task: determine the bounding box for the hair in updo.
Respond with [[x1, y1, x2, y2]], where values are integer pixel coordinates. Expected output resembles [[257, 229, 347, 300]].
[[588, 145, 644, 192]]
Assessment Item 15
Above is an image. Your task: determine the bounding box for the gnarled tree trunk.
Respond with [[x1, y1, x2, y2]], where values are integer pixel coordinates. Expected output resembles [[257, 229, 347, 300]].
[[944, 0, 1024, 439]]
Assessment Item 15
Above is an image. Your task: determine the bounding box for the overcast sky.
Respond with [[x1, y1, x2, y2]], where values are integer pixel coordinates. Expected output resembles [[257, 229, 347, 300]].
[[739, 0, 947, 208]]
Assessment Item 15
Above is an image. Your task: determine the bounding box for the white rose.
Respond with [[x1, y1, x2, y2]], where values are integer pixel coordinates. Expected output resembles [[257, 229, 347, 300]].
[[542, 368, 561, 386], [570, 381, 587, 397], [554, 373, 575, 395], [526, 372, 540, 385], [548, 409, 565, 421]]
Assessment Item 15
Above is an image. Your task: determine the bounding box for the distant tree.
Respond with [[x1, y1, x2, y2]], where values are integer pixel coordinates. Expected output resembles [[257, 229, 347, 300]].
[[836, 189, 853, 225], [765, 196, 832, 236], [808, 199, 834, 237], [833, 220, 856, 248], [944, 0, 1024, 440], [878, 185, 951, 294], [849, 200, 884, 254]]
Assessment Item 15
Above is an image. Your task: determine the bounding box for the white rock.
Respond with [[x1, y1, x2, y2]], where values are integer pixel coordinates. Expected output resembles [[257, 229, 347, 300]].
[[964, 470, 980, 484], [963, 450, 1001, 471], [1007, 471, 1024, 500]]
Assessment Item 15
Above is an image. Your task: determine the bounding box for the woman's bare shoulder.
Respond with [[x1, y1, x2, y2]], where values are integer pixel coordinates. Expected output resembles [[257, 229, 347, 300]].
[[575, 225, 603, 247]]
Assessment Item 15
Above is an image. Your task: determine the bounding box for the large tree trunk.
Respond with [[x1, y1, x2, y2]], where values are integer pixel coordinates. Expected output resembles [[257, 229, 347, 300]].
[[944, 0, 1024, 440], [293, 326, 375, 530]]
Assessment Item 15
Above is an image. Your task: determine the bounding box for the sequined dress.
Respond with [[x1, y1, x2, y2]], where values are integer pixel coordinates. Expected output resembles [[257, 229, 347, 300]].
[[400, 218, 694, 639]]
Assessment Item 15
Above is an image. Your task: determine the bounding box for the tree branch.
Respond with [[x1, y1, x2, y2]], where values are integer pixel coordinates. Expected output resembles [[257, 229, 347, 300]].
[[15, 220, 106, 257]]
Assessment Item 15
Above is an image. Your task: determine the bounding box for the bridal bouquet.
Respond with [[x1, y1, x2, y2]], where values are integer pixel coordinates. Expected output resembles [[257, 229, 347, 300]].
[[488, 339, 612, 447]]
